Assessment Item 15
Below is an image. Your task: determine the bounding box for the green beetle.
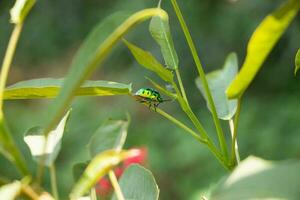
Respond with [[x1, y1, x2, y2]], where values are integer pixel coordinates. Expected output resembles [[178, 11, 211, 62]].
[[133, 88, 170, 110]]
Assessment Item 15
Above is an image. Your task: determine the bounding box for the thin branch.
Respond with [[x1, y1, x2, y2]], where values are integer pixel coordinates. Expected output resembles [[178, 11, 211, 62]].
[[231, 99, 241, 165], [50, 164, 59, 200], [109, 170, 125, 200], [170, 0, 228, 159]]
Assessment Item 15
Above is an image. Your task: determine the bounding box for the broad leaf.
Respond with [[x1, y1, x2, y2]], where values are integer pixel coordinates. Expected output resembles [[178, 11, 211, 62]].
[[196, 53, 238, 120], [226, 0, 300, 99], [149, 11, 178, 69], [111, 164, 159, 200], [4, 78, 132, 99], [87, 119, 129, 157], [295, 49, 300, 75], [73, 162, 88, 182], [70, 149, 138, 199], [44, 9, 168, 136], [0, 181, 21, 200], [210, 156, 300, 200], [24, 110, 70, 166], [123, 39, 173, 83]]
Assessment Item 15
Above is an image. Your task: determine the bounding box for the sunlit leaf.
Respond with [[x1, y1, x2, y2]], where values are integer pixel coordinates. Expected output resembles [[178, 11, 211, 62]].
[[44, 9, 167, 136], [10, 0, 36, 24], [111, 164, 159, 200], [226, 0, 300, 99], [294, 49, 300, 75], [87, 119, 129, 157], [0, 181, 21, 200], [196, 53, 238, 120], [24, 110, 70, 166], [4, 78, 132, 99], [149, 9, 178, 69], [70, 149, 138, 199], [211, 156, 300, 200], [123, 39, 174, 83]]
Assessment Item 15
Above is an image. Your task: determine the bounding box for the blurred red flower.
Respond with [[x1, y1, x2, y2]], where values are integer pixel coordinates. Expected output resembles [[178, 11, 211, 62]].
[[96, 147, 148, 197]]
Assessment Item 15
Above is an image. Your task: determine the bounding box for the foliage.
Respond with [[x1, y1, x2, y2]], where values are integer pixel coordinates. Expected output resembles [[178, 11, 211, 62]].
[[0, 0, 299, 199]]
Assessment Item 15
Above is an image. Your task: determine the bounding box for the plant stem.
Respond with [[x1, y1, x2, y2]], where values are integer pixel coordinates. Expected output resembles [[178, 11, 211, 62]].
[[90, 187, 97, 200], [231, 100, 241, 165], [21, 184, 40, 200], [175, 68, 188, 103], [156, 108, 205, 143], [0, 23, 23, 109], [109, 170, 125, 200], [0, 23, 29, 176], [170, 0, 228, 159], [50, 164, 59, 200], [156, 107, 228, 169]]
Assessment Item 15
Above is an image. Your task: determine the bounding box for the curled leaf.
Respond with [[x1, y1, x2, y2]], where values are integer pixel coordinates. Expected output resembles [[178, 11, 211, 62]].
[[227, 0, 300, 99], [70, 149, 139, 199]]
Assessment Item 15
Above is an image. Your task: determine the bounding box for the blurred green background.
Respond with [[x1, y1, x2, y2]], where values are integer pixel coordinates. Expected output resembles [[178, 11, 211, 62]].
[[1, 0, 300, 199]]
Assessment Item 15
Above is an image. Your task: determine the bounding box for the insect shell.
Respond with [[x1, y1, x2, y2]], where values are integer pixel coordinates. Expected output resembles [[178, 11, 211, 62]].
[[134, 88, 164, 110]]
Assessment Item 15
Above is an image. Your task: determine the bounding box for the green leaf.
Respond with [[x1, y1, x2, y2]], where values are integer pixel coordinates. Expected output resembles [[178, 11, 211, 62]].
[[87, 119, 129, 157], [226, 0, 300, 99], [4, 78, 132, 99], [123, 39, 174, 83], [294, 49, 300, 75], [24, 110, 70, 166], [111, 164, 159, 200], [10, 0, 36, 24], [0, 118, 29, 175], [0, 181, 21, 200], [70, 149, 138, 199], [149, 10, 178, 69], [44, 9, 168, 136], [72, 162, 88, 182], [196, 53, 238, 120], [210, 156, 300, 200]]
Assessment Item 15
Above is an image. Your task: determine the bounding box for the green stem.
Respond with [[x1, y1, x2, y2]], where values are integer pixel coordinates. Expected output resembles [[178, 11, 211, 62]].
[[156, 108, 205, 143], [170, 0, 228, 159], [50, 164, 59, 200], [156, 107, 228, 169], [109, 170, 125, 200], [175, 68, 188, 103], [231, 99, 241, 166], [90, 187, 97, 200], [0, 23, 23, 109], [21, 184, 40, 200]]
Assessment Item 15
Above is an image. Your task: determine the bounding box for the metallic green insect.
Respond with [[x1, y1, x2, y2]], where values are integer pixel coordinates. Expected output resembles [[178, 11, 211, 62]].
[[133, 88, 170, 110]]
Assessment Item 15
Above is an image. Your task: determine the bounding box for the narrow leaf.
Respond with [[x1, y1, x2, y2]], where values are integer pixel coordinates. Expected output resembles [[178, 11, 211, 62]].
[[24, 110, 70, 166], [10, 0, 36, 24], [149, 11, 178, 69], [196, 53, 238, 120], [226, 0, 300, 99], [211, 156, 300, 200], [295, 49, 300, 75], [44, 9, 168, 136], [70, 149, 138, 199], [0, 181, 21, 200], [111, 164, 159, 200], [124, 39, 173, 83], [4, 78, 132, 99]]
